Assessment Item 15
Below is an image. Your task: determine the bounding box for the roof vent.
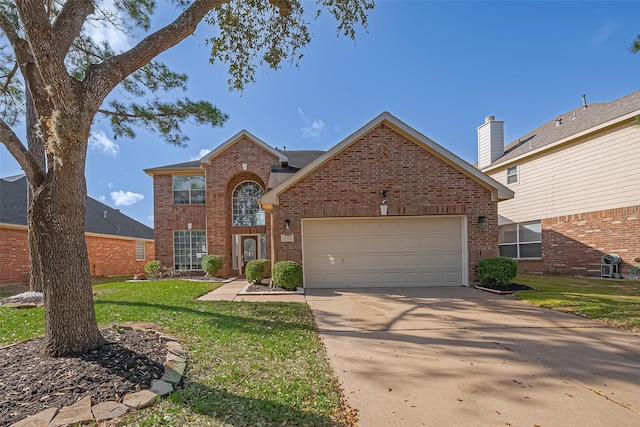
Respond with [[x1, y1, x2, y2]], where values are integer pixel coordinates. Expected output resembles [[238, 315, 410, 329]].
[[555, 118, 562, 127], [103, 211, 107, 218], [582, 94, 588, 110]]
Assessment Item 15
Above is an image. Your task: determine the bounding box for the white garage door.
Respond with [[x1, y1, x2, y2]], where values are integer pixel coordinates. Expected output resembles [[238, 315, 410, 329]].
[[302, 216, 466, 288]]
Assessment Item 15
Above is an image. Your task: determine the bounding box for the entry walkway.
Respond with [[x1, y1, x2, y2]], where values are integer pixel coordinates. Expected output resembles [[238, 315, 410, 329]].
[[306, 286, 640, 427], [196, 280, 306, 302]]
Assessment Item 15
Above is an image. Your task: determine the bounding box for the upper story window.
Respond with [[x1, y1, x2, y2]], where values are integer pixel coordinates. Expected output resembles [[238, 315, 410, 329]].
[[506, 165, 518, 184], [499, 221, 541, 259], [173, 176, 205, 205], [232, 182, 265, 226]]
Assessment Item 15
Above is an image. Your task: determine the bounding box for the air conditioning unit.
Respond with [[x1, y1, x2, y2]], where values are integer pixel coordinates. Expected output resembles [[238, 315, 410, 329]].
[[601, 264, 619, 278]]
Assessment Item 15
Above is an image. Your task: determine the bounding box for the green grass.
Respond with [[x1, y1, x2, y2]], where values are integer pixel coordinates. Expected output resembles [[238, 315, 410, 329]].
[[514, 274, 640, 331], [0, 280, 347, 426], [0, 275, 133, 298]]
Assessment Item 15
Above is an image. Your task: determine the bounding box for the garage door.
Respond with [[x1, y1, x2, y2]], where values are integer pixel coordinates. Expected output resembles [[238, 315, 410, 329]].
[[302, 216, 465, 288]]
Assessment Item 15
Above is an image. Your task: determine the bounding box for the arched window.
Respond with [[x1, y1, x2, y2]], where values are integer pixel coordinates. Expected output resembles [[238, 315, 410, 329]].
[[232, 182, 265, 226]]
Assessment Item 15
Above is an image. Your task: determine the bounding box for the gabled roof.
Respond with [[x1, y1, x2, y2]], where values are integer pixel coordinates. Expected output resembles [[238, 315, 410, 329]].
[[261, 112, 514, 207], [486, 90, 640, 170], [200, 130, 287, 164], [0, 175, 154, 240], [144, 160, 202, 176]]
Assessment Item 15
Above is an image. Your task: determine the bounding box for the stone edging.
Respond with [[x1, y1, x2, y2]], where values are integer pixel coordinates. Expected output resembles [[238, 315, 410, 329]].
[[9, 325, 186, 427], [238, 284, 305, 295]]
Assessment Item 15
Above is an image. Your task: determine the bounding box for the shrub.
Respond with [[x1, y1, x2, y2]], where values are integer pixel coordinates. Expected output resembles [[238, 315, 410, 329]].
[[201, 255, 223, 277], [144, 260, 162, 278], [477, 257, 518, 288], [272, 261, 303, 291], [246, 259, 271, 284]]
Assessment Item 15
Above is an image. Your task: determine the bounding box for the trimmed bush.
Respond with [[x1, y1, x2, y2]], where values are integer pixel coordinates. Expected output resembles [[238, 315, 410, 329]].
[[246, 259, 271, 284], [477, 257, 518, 288], [144, 260, 162, 278], [272, 261, 303, 291], [201, 254, 223, 277]]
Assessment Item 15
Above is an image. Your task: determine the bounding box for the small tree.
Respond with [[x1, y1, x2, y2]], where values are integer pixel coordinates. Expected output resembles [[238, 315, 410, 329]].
[[202, 255, 223, 277]]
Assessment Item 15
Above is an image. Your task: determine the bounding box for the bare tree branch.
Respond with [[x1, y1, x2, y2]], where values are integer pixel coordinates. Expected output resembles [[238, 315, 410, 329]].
[[84, 0, 226, 104], [2, 61, 18, 92], [52, 0, 95, 54], [0, 118, 44, 185], [15, 0, 77, 108]]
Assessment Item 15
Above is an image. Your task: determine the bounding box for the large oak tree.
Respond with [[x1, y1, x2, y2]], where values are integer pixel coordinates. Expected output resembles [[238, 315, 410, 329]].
[[0, 0, 372, 357]]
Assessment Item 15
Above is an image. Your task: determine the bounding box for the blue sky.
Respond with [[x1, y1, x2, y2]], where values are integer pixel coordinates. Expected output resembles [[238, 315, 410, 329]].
[[1, 1, 639, 227]]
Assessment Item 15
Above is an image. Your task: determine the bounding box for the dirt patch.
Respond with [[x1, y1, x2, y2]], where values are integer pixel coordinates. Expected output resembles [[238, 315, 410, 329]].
[[0, 327, 167, 426]]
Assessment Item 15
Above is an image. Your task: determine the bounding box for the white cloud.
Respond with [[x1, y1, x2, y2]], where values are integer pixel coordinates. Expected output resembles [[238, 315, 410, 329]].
[[107, 182, 114, 189], [190, 148, 212, 160], [110, 190, 144, 206], [297, 108, 326, 142], [90, 131, 119, 156], [590, 22, 616, 45], [85, 0, 131, 52]]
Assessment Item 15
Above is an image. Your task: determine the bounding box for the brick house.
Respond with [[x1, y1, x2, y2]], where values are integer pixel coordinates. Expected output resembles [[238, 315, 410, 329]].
[[477, 90, 640, 277], [145, 112, 513, 288], [0, 175, 155, 285]]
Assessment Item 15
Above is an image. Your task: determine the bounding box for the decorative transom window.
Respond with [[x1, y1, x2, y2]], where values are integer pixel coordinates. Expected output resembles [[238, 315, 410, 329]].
[[173, 176, 205, 205], [499, 221, 541, 259], [232, 182, 265, 226], [174, 230, 207, 270], [506, 165, 518, 184]]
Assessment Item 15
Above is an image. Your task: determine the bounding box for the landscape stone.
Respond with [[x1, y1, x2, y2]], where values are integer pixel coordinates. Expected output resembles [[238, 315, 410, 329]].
[[166, 351, 186, 363], [150, 379, 174, 396], [91, 401, 129, 421], [18, 303, 37, 309], [9, 407, 57, 427], [0, 302, 21, 308], [167, 346, 187, 359], [49, 396, 93, 427], [165, 340, 183, 352], [161, 360, 186, 385], [123, 389, 158, 409], [155, 332, 177, 342]]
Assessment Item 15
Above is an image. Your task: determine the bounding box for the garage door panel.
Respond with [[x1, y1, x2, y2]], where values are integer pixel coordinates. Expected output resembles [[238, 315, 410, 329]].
[[303, 217, 465, 288]]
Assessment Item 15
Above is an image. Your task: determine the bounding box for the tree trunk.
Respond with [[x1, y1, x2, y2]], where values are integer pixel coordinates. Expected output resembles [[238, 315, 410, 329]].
[[26, 87, 45, 292], [29, 114, 105, 356]]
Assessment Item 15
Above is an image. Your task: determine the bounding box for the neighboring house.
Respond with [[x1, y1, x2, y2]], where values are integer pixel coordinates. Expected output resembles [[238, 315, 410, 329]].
[[0, 175, 155, 285], [145, 112, 513, 288], [477, 90, 640, 277]]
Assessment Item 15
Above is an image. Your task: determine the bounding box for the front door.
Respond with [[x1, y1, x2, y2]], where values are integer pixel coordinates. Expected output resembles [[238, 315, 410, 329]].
[[240, 236, 257, 274]]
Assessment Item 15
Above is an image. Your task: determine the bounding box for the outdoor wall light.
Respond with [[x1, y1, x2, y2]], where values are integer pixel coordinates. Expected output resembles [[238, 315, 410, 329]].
[[241, 162, 248, 171], [381, 189, 388, 198], [284, 219, 291, 230], [187, 222, 192, 230], [478, 216, 488, 232]]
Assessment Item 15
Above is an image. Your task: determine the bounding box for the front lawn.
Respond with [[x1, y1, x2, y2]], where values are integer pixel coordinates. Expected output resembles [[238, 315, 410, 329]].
[[0, 280, 349, 426], [514, 274, 640, 332]]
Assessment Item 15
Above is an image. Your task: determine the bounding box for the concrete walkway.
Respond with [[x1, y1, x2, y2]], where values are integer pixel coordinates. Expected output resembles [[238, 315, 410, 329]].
[[306, 287, 640, 427], [196, 280, 306, 302]]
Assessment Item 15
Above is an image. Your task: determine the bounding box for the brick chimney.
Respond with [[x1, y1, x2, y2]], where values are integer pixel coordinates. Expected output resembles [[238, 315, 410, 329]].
[[477, 115, 504, 170]]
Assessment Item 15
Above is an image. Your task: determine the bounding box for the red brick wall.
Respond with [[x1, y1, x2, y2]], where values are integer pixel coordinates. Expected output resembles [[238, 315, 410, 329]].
[[152, 174, 207, 269], [86, 236, 155, 277], [0, 225, 155, 285], [0, 227, 30, 284], [205, 137, 277, 276], [272, 123, 499, 283], [517, 205, 640, 277], [152, 136, 278, 276]]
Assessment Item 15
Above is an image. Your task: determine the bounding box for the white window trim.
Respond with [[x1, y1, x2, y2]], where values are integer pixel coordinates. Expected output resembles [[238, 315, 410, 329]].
[[506, 165, 518, 185]]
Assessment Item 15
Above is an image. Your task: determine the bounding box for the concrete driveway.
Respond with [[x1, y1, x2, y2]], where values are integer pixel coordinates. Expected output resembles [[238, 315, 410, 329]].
[[306, 287, 640, 426]]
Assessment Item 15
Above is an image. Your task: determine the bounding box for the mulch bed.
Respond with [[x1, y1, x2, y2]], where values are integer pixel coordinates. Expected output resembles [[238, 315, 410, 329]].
[[0, 327, 167, 426], [244, 283, 294, 293]]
